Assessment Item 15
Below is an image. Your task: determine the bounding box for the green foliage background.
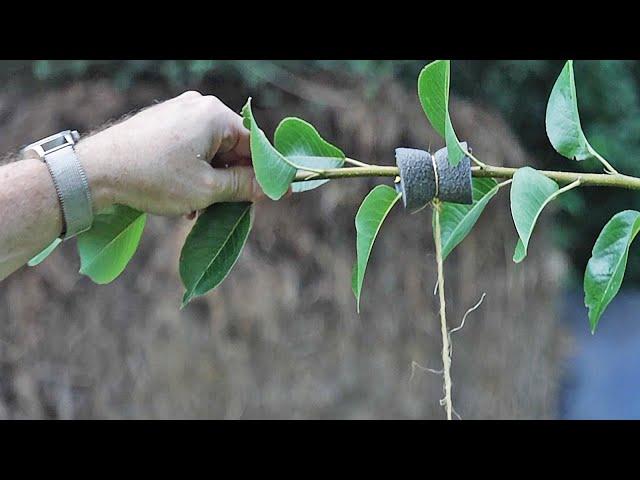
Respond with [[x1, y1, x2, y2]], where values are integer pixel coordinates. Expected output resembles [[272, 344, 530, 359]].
[[3, 59, 639, 285]]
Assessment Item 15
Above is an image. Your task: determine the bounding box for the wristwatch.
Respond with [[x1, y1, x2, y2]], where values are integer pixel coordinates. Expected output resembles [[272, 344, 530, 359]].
[[22, 130, 94, 240]]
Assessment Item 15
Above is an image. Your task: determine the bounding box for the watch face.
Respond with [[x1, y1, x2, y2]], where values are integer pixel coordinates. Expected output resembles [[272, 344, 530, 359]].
[[21, 130, 75, 158], [40, 136, 68, 152]]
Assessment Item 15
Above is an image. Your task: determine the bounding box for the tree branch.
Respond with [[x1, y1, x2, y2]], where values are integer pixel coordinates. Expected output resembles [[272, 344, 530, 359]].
[[293, 164, 640, 191]]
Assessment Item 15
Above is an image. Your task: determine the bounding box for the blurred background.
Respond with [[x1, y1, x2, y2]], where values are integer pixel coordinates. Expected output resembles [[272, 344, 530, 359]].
[[0, 60, 638, 419]]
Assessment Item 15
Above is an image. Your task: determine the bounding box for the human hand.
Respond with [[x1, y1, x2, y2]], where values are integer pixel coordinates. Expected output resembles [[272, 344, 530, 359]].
[[76, 91, 264, 216]]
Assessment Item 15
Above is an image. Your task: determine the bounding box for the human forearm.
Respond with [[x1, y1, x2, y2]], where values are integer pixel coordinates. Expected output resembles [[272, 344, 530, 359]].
[[0, 158, 63, 279], [0, 136, 120, 280]]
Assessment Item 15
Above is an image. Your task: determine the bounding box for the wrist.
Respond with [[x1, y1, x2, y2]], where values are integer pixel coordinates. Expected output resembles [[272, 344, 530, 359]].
[[75, 134, 117, 213]]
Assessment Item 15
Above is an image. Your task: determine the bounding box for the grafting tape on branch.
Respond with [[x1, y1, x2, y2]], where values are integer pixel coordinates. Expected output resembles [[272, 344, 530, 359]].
[[394, 144, 473, 211]]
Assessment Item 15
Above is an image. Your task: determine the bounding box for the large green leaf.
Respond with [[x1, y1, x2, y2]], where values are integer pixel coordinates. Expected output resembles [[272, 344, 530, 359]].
[[180, 202, 253, 307], [417, 59, 467, 167], [241, 98, 296, 200], [437, 178, 499, 261], [77, 205, 146, 284], [28, 238, 62, 266], [418, 60, 449, 137], [352, 185, 401, 312], [510, 167, 564, 263], [584, 210, 640, 333], [274, 117, 345, 192], [546, 60, 600, 162]]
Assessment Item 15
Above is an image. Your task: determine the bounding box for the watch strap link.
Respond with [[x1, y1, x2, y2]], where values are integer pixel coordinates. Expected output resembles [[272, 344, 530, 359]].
[[44, 147, 94, 239]]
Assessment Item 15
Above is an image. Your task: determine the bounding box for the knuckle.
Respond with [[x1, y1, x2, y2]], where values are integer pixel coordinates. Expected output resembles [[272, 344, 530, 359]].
[[221, 123, 239, 147], [200, 96, 231, 124], [180, 90, 202, 99], [204, 171, 219, 192], [201, 95, 223, 109]]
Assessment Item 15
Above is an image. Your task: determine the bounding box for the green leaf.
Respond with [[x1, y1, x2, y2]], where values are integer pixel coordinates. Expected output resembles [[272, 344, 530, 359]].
[[77, 205, 146, 284], [437, 178, 499, 260], [274, 117, 345, 193], [353, 185, 401, 312], [510, 167, 564, 263], [445, 113, 467, 168], [180, 202, 253, 307], [546, 60, 600, 162], [418, 60, 449, 137], [28, 238, 62, 266], [241, 98, 296, 200], [417, 60, 468, 167], [584, 210, 640, 333]]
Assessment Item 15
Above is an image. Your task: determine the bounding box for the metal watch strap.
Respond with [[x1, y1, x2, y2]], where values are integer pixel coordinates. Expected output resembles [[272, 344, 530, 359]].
[[44, 146, 94, 239]]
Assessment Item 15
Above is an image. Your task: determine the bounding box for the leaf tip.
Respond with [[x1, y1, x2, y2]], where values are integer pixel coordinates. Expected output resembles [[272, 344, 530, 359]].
[[513, 240, 527, 263], [180, 293, 192, 310], [241, 97, 253, 128], [589, 312, 599, 335], [512, 253, 525, 264]]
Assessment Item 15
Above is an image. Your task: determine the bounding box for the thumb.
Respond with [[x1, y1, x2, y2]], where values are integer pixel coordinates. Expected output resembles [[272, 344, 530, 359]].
[[207, 166, 265, 203]]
